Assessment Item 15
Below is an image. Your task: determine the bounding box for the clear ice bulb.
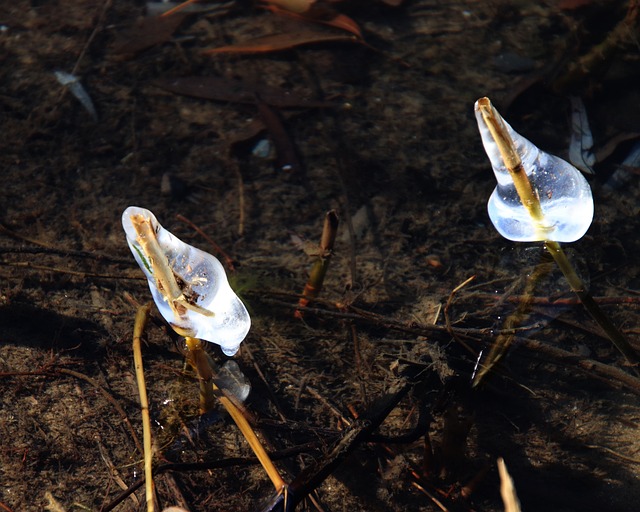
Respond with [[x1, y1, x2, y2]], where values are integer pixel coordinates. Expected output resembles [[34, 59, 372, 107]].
[[474, 102, 594, 243], [122, 206, 250, 356]]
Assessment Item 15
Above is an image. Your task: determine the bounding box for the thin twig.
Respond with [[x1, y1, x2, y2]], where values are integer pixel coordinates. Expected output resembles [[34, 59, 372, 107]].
[[71, 0, 113, 75], [523, 339, 640, 395], [242, 343, 288, 421], [0, 260, 141, 280], [161, 0, 199, 17]]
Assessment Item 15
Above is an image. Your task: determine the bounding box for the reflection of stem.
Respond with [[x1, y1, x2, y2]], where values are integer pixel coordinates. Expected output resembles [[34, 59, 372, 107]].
[[132, 304, 156, 512], [184, 337, 286, 493], [473, 255, 551, 387], [185, 337, 217, 414], [477, 98, 640, 369]]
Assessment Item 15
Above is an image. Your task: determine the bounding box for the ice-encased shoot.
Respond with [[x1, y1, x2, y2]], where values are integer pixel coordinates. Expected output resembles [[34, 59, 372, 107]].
[[474, 100, 594, 243], [122, 206, 250, 356]]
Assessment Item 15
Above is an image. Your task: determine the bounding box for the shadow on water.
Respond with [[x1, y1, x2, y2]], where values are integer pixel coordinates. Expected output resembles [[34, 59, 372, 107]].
[[0, 301, 107, 354]]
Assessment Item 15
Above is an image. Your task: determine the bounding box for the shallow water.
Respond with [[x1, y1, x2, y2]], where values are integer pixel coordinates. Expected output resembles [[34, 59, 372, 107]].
[[1, 1, 640, 511]]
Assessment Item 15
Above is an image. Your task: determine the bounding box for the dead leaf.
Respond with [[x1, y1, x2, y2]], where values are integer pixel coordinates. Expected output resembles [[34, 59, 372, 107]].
[[152, 76, 336, 108], [262, 0, 317, 14], [111, 13, 188, 56], [263, 2, 363, 39], [202, 30, 359, 55], [557, 0, 596, 9]]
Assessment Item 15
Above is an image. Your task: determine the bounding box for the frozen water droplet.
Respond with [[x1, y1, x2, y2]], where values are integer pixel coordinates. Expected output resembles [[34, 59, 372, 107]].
[[122, 206, 250, 355], [474, 102, 594, 243]]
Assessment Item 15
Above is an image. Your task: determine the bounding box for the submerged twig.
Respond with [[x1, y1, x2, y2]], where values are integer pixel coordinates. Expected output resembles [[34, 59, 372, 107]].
[[522, 339, 640, 396], [472, 257, 551, 386], [262, 380, 411, 512], [552, 0, 640, 93], [54, 71, 98, 121]]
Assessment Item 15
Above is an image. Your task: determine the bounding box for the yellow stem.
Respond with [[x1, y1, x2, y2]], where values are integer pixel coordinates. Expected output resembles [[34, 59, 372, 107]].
[[132, 304, 155, 512], [214, 383, 286, 491], [478, 97, 640, 368], [476, 98, 549, 239], [185, 337, 217, 414], [184, 337, 286, 492]]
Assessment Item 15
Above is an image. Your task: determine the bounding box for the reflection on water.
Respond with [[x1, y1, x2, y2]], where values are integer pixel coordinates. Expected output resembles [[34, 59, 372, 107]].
[[153, 357, 252, 457]]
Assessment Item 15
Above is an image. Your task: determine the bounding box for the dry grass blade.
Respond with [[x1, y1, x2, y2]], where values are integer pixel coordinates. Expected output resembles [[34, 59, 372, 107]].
[[132, 304, 156, 512], [498, 458, 521, 512]]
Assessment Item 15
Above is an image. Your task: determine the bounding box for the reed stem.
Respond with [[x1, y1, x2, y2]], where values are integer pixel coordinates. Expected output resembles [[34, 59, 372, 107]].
[[132, 304, 156, 512], [184, 337, 286, 492], [477, 97, 640, 370]]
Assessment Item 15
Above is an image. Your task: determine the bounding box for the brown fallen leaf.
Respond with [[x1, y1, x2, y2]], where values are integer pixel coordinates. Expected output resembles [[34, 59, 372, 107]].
[[263, 0, 317, 14], [263, 1, 363, 39], [202, 30, 359, 55], [152, 76, 336, 108], [557, 0, 596, 9], [111, 13, 188, 56]]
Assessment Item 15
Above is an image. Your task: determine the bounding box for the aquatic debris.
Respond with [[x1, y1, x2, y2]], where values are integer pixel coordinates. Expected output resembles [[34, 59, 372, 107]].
[[255, 94, 302, 172], [202, 30, 360, 55], [475, 99, 593, 243], [111, 13, 188, 56], [152, 75, 335, 108], [252, 139, 271, 158], [147, 0, 234, 16], [568, 96, 596, 174], [261, 0, 363, 39], [122, 206, 250, 356], [54, 70, 98, 121]]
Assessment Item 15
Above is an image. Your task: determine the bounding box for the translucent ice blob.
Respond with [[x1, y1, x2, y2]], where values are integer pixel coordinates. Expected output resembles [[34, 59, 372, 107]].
[[474, 101, 594, 243], [122, 206, 250, 356]]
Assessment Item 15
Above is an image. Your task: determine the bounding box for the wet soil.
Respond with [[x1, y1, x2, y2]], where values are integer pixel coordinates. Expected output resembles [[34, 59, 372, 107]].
[[1, 1, 640, 511]]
